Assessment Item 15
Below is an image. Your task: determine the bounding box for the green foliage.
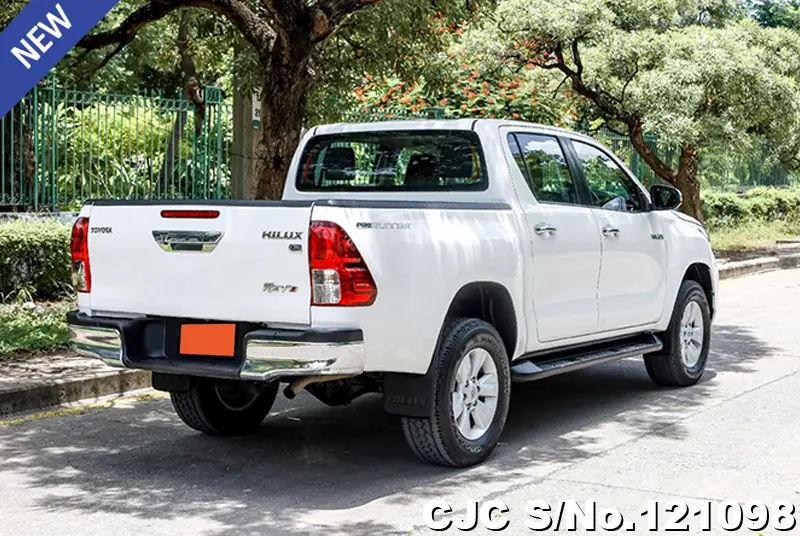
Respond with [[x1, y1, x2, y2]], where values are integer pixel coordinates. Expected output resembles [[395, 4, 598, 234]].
[[0, 221, 72, 302], [702, 187, 800, 229], [748, 0, 800, 28], [474, 0, 800, 187], [307, 1, 498, 123], [0, 301, 72, 359], [55, 6, 235, 95]]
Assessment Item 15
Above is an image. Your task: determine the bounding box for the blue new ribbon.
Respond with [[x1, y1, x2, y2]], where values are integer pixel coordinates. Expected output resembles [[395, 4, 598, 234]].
[[0, 0, 121, 117]]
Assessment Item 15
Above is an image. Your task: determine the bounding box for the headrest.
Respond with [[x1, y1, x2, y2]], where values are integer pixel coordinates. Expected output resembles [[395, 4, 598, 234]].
[[439, 143, 476, 179], [405, 154, 439, 187], [322, 146, 356, 183]]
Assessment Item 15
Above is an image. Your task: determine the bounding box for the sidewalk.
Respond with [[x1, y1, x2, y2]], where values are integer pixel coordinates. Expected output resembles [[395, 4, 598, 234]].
[[0, 352, 150, 416]]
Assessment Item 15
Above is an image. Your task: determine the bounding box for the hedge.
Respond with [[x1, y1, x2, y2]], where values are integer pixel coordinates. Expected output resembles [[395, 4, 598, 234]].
[[702, 187, 800, 230], [0, 220, 72, 301]]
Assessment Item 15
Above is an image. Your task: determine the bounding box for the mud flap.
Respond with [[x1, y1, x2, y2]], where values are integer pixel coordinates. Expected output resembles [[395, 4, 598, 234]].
[[383, 372, 434, 418]]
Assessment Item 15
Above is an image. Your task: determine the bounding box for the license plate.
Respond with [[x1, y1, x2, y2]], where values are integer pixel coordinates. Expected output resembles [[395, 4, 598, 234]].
[[179, 324, 236, 357]]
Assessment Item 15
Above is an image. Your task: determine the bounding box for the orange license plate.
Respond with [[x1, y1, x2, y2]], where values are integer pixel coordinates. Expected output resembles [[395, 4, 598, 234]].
[[179, 324, 236, 357]]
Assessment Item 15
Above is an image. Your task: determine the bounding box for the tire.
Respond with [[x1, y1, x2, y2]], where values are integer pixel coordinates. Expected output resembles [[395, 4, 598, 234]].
[[170, 378, 279, 435], [401, 317, 511, 467], [645, 280, 711, 387]]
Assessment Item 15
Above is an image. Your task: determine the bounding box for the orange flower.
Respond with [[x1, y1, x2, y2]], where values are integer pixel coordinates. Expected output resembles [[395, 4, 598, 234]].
[[400, 97, 411, 104], [487, 97, 494, 104], [482, 88, 489, 96], [439, 98, 449, 106], [381, 95, 389, 103], [467, 91, 478, 99], [512, 113, 520, 119]]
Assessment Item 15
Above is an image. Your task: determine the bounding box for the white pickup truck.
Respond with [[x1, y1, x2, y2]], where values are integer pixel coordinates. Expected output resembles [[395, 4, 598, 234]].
[[68, 119, 717, 467]]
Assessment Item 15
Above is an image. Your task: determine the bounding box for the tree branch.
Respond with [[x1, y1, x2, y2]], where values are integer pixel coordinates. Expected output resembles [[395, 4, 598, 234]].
[[309, 0, 380, 43], [629, 120, 677, 183], [78, 0, 274, 55]]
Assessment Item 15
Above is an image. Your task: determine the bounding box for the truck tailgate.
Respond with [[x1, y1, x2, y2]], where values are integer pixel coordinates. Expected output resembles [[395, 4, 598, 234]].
[[86, 203, 312, 324]]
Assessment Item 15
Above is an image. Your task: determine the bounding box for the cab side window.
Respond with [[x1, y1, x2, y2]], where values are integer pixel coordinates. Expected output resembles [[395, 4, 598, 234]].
[[572, 141, 644, 212], [507, 133, 578, 205]]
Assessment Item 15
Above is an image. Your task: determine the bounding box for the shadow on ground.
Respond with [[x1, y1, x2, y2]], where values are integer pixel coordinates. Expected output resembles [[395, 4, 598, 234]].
[[0, 319, 780, 535]]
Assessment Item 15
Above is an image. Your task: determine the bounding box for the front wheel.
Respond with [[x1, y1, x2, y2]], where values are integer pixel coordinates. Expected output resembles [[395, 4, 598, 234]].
[[645, 280, 712, 387], [170, 379, 279, 435], [401, 318, 511, 467]]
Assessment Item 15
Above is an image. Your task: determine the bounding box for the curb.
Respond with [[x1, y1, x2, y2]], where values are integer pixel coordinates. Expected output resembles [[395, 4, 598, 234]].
[[0, 370, 151, 416], [719, 253, 800, 280]]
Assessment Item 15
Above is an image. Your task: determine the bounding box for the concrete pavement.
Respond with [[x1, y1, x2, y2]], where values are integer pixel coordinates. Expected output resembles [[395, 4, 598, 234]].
[[1, 269, 799, 535]]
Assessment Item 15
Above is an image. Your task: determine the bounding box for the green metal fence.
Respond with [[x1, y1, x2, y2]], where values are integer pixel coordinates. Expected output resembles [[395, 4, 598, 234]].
[[2, 92, 797, 211], [1, 83, 232, 211]]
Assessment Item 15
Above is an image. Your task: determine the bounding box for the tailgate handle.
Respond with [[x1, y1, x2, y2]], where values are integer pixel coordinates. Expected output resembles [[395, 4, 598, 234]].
[[152, 230, 224, 253]]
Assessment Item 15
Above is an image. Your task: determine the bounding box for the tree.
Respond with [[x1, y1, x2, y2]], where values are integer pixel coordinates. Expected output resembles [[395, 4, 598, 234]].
[[481, 0, 800, 220], [76, 0, 474, 200], [352, 20, 584, 126], [748, 0, 800, 28]]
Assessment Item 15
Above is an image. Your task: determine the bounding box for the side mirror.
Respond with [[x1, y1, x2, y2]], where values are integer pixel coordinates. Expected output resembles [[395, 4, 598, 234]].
[[649, 184, 682, 211]]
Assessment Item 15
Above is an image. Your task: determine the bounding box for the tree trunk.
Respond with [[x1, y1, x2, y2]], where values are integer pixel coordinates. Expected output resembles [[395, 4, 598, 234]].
[[674, 145, 703, 222], [628, 122, 703, 222], [251, 38, 313, 200], [159, 12, 204, 197]]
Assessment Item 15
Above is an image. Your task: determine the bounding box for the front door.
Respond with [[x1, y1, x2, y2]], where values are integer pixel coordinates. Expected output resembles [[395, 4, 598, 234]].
[[504, 131, 602, 344], [568, 140, 667, 331]]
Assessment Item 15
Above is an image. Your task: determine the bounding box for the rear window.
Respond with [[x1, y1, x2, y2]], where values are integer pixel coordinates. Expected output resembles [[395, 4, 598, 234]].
[[296, 130, 487, 191]]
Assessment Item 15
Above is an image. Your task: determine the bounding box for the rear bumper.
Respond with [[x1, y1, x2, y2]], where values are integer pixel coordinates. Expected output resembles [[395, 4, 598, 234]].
[[67, 312, 364, 382]]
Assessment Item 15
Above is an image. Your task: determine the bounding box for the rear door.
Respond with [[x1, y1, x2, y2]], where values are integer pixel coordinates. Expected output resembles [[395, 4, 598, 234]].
[[503, 129, 602, 344], [86, 202, 313, 325]]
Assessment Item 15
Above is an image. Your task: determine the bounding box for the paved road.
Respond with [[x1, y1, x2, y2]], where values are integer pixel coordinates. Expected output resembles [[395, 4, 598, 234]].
[[2, 269, 800, 535]]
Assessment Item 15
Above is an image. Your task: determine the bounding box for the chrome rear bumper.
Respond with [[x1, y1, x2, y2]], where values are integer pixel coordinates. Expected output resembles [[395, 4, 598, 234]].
[[241, 337, 364, 381], [69, 324, 124, 368], [66, 312, 364, 382]]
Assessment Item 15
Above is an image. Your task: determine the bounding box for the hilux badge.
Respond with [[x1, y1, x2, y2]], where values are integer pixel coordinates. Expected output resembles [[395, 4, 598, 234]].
[[262, 231, 303, 240]]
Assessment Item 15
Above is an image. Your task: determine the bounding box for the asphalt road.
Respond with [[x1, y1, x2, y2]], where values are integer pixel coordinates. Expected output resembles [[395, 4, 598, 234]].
[[2, 269, 800, 535]]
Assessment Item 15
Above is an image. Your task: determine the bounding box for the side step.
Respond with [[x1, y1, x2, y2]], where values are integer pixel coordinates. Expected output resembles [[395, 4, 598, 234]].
[[511, 333, 663, 383]]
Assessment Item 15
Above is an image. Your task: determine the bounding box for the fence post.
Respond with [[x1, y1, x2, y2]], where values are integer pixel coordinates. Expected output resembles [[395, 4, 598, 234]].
[[231, 86, 255, 199]]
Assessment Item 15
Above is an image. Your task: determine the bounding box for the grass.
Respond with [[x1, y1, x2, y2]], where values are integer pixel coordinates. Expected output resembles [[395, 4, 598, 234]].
[[709, 219, 800, 253], [0, 300, 73, 360]]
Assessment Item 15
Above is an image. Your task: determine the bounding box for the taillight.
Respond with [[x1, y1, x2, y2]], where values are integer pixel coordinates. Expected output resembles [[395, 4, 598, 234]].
[[71, 217, 91, 293], [309, 221, 377, 306]]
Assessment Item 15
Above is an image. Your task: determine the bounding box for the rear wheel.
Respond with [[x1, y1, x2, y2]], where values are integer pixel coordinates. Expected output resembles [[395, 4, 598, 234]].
[[170, 379, 279, 435], [401, 318, 511, 467], [645, 280, 711, 387]]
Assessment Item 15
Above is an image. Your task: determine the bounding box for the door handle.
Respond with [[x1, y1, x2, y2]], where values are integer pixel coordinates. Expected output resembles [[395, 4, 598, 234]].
[[602, 226, 620, 238], [534, 223, 558, 236]]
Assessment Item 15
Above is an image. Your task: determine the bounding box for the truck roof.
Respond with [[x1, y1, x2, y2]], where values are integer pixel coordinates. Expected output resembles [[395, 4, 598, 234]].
[[311, 119, 596, 143]]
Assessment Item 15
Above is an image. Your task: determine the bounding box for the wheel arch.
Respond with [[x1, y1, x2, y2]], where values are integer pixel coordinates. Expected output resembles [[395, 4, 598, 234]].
[[681, 262, 715, 319], [443, 281, 518, 360]]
